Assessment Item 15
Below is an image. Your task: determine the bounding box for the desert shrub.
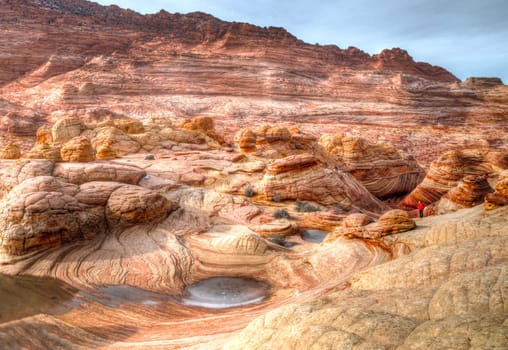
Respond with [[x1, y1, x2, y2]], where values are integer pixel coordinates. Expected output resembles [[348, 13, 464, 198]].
[[272, 194, 282, 202], [144, 154, 155, 160], [294, 200, 320, 212], [244, 186, 255, 197], [272, 209, 290, 219]]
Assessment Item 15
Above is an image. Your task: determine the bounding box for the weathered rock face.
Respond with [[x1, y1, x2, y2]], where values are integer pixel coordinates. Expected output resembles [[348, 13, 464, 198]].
[[258, 153, 388, 212], [402, 149, 508, 207], [51, 118, 87, 146], [1, 0, 506, 166], [60, 136, 95, 162], [0, 159, 173, 255], [485, 170, 508, 209], [436, 175, 493, 213], [106, 185, 174, 228], [319, 134, 425, 198], [0, 143, 21, 159], [328, 209, 416, 240]]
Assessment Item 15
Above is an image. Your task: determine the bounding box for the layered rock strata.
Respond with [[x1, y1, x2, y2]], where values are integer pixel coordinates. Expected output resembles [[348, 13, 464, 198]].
[[1, 0, 507, 167], [402, 149, 508, 207], [319, 134, 425, 198]]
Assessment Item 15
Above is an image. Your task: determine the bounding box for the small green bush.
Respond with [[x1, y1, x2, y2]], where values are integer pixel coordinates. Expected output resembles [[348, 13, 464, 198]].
[[272, 194, 282, 202], [294, 200, 320, 212], [272, 209, 290, 219], [244, 186, 255, 197]]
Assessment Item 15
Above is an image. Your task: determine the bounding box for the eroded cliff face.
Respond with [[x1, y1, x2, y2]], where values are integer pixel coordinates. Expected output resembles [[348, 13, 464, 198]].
[[0, 1, 507, 349], [1, 0, 507, 167]]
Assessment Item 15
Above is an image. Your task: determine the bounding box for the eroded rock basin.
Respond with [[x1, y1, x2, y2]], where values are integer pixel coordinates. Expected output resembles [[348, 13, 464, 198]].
[[177, 277, 270, 309], [300, 228, 328, 243]]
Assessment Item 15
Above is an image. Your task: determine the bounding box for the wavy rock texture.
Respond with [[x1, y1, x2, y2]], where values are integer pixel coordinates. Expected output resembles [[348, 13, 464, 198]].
[[402, 149, 508, 207], [319, 134, 425, 198], [259, 153, 388, 212], [327, 209, 416, 240], [485, 170, 508, 209], [224, 206, 508, 350], [436, 175, 494, 213], [1, 0, 507, 166]]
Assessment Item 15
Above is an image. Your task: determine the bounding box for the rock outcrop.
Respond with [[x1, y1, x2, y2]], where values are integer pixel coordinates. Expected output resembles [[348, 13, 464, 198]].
[[1, 0, 506, 168], [258, 153, 388, 212], [60, 136, 95, 162], [327, 209, 416, 240], [436, 175, 493, 213], [0, 161, 174, 255], [0, 143, 21, 159], [402, 149, 508, 207], [319, 134, 425, 198]]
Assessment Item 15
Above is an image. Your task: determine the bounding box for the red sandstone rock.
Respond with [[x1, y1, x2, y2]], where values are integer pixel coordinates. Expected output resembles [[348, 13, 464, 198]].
[[319, 134, 425, 198], [402, 149, 508, 207], [437, 175, 493, 213], [259, 153, 388, 212], [0, 143, 21, 159], [60, 136, 95, 162]]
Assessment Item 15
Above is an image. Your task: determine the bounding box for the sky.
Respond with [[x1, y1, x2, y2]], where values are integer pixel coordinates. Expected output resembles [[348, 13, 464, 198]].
[[94, 0, 507, 83]]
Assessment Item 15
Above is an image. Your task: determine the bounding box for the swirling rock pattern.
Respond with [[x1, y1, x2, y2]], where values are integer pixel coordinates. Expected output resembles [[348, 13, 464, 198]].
[[319, 134, 425, 198], [437, 175, 493, 213], [328, 209, 416, 240], [402, 149, 508, 207], [259, 153, 388, 212], [60, 136, 95, 162], [224, 206, 508, 350]]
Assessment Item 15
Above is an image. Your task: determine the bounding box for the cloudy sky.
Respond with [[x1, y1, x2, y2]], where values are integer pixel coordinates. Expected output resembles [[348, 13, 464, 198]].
[[94, 0, 507, 83]]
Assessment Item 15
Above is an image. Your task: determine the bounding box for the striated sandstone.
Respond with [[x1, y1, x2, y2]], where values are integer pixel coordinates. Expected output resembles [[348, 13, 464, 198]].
[[328, 209, 415, 240], [259, 153, 388, 212], [53, 162, 145, 185], [402, 149, 508, 207], [51, 117, 87, 146], [224, 206, 507, 350], [60, 136, 95, 162], [436, 175, 493, 213], [319, 134, 425, 198], [485, 171, 508, 209], [0, 143, 21, 159]]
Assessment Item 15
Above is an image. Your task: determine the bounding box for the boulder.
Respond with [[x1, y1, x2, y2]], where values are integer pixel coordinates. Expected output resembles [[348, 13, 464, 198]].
[[51, 118, 87, 146], [90, 126, 141, 156], [319, 134, 425, 198], [0, 143, 21, 159], [437, 175, 493, 213], [60, 136, 95, 162], [105, 185, 175, 228], [234, 129, 257, 153]]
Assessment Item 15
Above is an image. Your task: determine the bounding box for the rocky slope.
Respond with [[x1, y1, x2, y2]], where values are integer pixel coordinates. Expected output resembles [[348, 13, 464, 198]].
[[0, 115, 506, 349], [0, 1, 507, 349], [0, 0, 507, 167]]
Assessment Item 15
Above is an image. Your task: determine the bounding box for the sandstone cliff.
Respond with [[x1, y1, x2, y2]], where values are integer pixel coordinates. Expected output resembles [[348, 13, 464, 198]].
[[0, 0, 507, 167]]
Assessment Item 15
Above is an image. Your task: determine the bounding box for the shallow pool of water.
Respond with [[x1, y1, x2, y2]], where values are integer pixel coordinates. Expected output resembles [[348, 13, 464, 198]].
[[300, 229, 328, 243], [177, 276, 269, 309]]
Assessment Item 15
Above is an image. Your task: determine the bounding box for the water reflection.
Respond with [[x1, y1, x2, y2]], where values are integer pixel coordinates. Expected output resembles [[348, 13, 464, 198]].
[[176, 276, 269, 309], [300, 229, 328, 243]]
